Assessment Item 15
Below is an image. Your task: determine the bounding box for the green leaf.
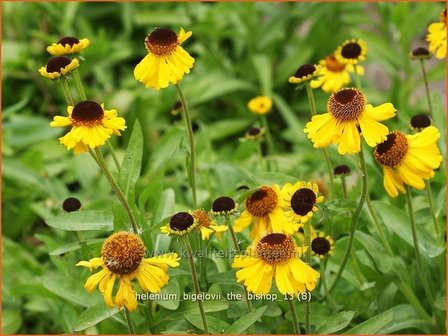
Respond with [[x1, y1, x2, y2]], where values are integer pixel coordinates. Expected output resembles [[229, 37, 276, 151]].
[[207, 119, 253, 142], [344, 310, 393, 334], [315, 311, 356, 334], [2, 309, 23, 334], [224, 305, 267, 334], [119, 120, 143, 201], [252, 54, 272, 96], [156, 300, 229, 325], [185, 314, 229, 334], [355, 231, 391, 273], [45, 210, 114, 231], [376, 304, 428, 334], [154, 278, 180, 310], [73, 303, 120, 331], [48, 238, 104, 256]]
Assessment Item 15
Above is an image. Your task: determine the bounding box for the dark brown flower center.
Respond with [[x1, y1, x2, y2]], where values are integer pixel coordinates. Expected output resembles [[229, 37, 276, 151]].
[[291, 188, 317, 216], [410, 114, 432, 129], [46, 56, 72, 73], [333, 165, 351, 176], [62, 197, 81, 212], [294, 64, 316, 78], [246, 186, 278, 217], [341, 42, 362, 59], [374, 131, 409, 167], [328, 88, 366, 121], [192, 209, 212, 228], [58, 36, 80, 47], [212, 196, 236, 213], [169, 212, 195, 231], [412, 47, 430, 57], [247, 127, 261, 136], [256, 233, 296, 264], [311, 237, 331, 255], [145, 28, 178, 56], [325, 55, 346, 72], [236, 185, 249, 191], [71, 101, 104, 126], [102, 232, 145, 274]]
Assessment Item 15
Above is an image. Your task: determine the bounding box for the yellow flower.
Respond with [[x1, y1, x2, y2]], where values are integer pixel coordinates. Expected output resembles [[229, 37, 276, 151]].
[[311, 232, 334, 259], [232, 233, 319, 294], [233, 185, 298, 240], [427, 9, 447, 59], [49, 101, 126, 155], [192, 209, 228, 240], [47, 36, 90, 56], [161, 212, 199, 237], [76, 232, 180, 312], [310, 55, 364, 93], [134, 28, 194, 90], [245, 127, 265, 141], [38, 57, 79, 79], [334, 38, 368, 65], [304, 88, 396, 155], [248, 96, 273, 115], [281, 181, 324, 225], [288, 64, 321, 85], [373, 127, 442, 198]]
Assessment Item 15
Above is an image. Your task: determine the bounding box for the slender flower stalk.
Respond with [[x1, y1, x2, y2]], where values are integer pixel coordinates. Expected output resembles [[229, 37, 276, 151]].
[[124, 307, 136, 335], [59, 77, 74, 105], [175, 83, 197, 208], [107, 140, 121, 172], [92, 148, 139, 233], [419, 59, 434, 120], [260, 115, 275, 161], [353, 64, 363, 90], [183, 235, 209, 334], [73, 68, 87, 101], [305, 84, 334, 200], [365, 194, 393, 254], [321, 259, 337, 312], [425, 180, 440, 235], [330, 145, 367, 292], [340, 174, 348, 199], [304, 219, 311, 334], [404, 185, 434, 306], [287, 299, 301, 334]]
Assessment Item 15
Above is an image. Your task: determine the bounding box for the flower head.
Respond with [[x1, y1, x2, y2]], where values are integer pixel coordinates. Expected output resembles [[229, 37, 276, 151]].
[[76, 231, 180, 312], [232, 233, 319, 294], [288, 64, 321, 85], [427, 9, 447, 59], [410, 47, 432, 61], [47, 36, 90, 56], [333, 164, 351, 176], [134, 28, 195, 90], [233, 185, 297, 240], [304, 88, 396, 155], [62, 197, 81, 212], [191, 209, 228, 240], [161, 212, 199, 237], [373, 127, 442, 197], [282, 181, 324, 225], [50, 101, 126, 155], [210, 196, 238, 216], [310, 55, 364, 93], [245, 127, 265, 141], [248, 96, 273, 115], [335, 39, 368, 65], [409, 114, 432, 131], [39, 56, 79, 79], [311, 232, 334, 259]]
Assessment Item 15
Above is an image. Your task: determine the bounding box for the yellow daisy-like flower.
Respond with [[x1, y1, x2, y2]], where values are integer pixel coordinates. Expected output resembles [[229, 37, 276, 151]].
[[373, 127, 442, 198], [304, 88, 396, 155], [248, 96, 273, 115], [295, 225, 315, 246], [427, 9, 447, 59], [245, 127, 265, 141], [47, 36, 90, 56], [38, 56, 79, 79], [232, 233, 319, 294], [192, 209, 228, 240], [310, 55, 364, 93], [49, 101, 126, 155], [210, 196, 239, 217], [281, 181, 324, 225], [134, 28, 195, 90], [311, 232, 334, 259], [76, 231, 180, 312], [335, 38, 368, 65], [233, 185, 298, 240], [288, 64, 321, 85], [161, 212, 199, 237]]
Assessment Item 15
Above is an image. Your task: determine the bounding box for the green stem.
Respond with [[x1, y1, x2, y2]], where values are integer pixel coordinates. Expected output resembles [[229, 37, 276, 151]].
[[340, 176, 348, 199], [123, 307, 136, 334], [145, 300, 154, 334], [73, 68, 87, 101], [425, 180, 440, 236], [59, 77, 74, 105], [198, 232, 207, 292], [92, 148, 139, 233], [330, 146, 367, 292], [397, 280, 433, 324], [107, 141, 121, 172], [287, 299, 301, 335], [419, 59, 434, 120], [304, 220, 311, 334], [321, 259, 338, 312], [404, 185, 434, 306], [183, 235, 208, 334], [261, 114, 275, 156], [365, 194, 393, 255], [353, 64, 362, 90], [175, 84, 197, 208], [256, 139, 264, 172], [306, 84, 334, 200]]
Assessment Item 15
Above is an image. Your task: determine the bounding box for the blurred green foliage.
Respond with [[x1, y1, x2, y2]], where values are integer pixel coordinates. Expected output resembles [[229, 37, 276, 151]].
[[2, 2, 446, 334]]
